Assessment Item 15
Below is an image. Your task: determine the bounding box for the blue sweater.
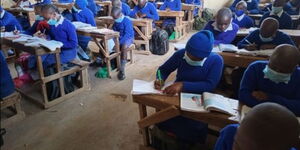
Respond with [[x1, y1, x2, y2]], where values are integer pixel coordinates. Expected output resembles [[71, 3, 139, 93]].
[[46, 17, 78, 65], [259, 12, 293, 29], [233, 14, 254, 29], [0, 51, 15, 99], [112, 17, 134, 45], [158, 49, 224, 94], [203, 21, 239, 45], [237, 29, 295, 49], [129, 2, 159, 21], [87, 0, 100, 16], [230, 0, 260, 14], [122, 3, 131, 16], [185, 0, 201, 16], [159, 0, 182, 11], [0, 11, 22, 32], [284, 1, 300, 15], [58, 0, 73, 3], [24, 20, 40, 35], [239, 61, 300, 116], [214, 124, 298, 150]]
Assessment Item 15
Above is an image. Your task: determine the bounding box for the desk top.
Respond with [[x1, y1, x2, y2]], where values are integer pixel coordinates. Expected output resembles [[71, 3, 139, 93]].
[[5, 7, 34, 12], [96, 17, 153, 25], [53, 2, 74, 9], [237, 28, 300, 37], [156, 2, 196, 10], [219, 52, 268, 68], [157, 10, 184, 17], [76, 28, 119, 39], [249, 14, 300, 20]]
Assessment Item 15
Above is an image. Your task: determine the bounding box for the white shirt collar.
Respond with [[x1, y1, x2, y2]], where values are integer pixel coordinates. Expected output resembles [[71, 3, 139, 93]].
[[212, 21, 233, 32], [0, 10, 5, 19], [55, 16, 64, 27], [270, 10, 283, 17], [235, 14, 245, 21]]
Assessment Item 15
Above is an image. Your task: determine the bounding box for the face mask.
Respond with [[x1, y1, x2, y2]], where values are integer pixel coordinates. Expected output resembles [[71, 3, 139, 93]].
[[271, 6, 283, 14], [183, 53, 206, 66], [47, 18, 57, 25], [235, 10, 244, 16], [259, 34, 273, 42], [263, 65, 291, 84], [115, 15, 124, 23], [35, 15, 44, 21]]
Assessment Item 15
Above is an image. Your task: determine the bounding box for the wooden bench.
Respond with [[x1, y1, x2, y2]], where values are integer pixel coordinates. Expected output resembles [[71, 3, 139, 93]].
[[1, 92, 25, 127]]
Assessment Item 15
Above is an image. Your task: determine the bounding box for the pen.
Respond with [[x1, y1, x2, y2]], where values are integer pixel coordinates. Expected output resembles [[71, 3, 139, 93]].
[[157, 69, 162, 85], [245, 39, 252, 45], [14, 25, 17, 31]]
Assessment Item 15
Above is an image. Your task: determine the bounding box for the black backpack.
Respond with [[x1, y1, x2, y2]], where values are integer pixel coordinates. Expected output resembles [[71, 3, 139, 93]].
[[150, 29, 169, 55]]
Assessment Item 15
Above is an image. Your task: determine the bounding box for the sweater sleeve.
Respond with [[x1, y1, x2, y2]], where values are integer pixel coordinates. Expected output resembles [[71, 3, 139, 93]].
[[214, 29, 238, 45], [0, 13, 14, 27], [214, 124, 238, 150], [62, 23, 78, 49], [129, 7, 138, 18], [182, 55, 223, 93], [24, 20, 39, 35], [119, 20, 134, 44], [175, 0, 182, 11], [281, 33, 295, 46], [147, 4, 159, 21], [229, 0, 239, 12], [268, 92, 300, 116], [248, 1, 260, 14], [159, 0, 167, 10], [284, 15, 293, 29], [237, 31, 257, 48], [157, 51, 181, 81]]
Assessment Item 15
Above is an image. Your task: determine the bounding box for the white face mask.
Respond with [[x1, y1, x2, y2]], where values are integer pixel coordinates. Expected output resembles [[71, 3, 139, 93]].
[[259, 34, 273, 42], [271, 6, 283, 14], [183, 53, 206, 66]]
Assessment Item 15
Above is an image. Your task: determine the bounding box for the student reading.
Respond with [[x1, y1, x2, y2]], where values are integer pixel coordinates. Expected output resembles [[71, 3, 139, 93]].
[[239, 44, 300, 116], [154, 30, 224, 145], [214, 103, 300, 150], [0, 6, 23, 32], [111, 7, 134, 80], [233, 1, 254, 29], [203, 8, 239, 45]]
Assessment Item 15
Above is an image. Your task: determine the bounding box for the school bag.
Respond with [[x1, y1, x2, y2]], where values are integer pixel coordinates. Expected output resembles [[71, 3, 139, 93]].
[[193, 8, 214, 30], [150, 29, 169, 55]]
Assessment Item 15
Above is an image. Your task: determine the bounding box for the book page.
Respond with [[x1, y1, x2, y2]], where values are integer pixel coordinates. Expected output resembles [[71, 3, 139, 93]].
[[203, 92, 236, 116], [180, 93, 206, 112], [131, 79, 172, 95]]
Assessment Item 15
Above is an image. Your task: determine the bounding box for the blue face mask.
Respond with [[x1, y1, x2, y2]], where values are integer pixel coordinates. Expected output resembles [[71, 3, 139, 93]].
[[271, 6, 283, 14], [47, 18, 57, 25], [235, 10, 244, 17], [115, 15, 124, 23], [263, 65, 291, 84], [259, 34, 273, 42], [183, 53, 206, 66], [35, 15, 44, 21]]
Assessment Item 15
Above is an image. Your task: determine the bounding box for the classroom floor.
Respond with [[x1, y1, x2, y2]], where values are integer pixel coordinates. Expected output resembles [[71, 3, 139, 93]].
[[1, 32, 197, 150]]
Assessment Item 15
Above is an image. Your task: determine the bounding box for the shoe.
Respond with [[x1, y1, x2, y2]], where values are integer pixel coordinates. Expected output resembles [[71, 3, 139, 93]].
[[117, 71, 126, 80]]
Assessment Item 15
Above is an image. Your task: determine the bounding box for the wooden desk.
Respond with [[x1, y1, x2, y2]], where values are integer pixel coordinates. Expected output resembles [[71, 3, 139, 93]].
[[76, 28, 121, 78], [53, 2, 74, 10], [5, 8, 35, 26], [219, 52, 268, 68], [95, 1, 112, 16], [249, 14, 300, 21], [132, 94, 239, 146], [96, 17, 153, 54], [1, 37, 90, 108]]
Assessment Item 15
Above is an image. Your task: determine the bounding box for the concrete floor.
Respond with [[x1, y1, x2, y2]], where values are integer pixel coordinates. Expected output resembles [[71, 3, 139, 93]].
[[1, 33, 195, 150]]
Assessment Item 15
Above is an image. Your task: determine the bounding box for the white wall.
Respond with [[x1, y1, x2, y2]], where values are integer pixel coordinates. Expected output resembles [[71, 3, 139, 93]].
[[203, 0, 234, 14]]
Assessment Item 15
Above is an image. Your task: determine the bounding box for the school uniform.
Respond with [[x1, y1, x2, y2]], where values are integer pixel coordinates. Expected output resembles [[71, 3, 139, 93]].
[[284, 1, 300, 15], [122, 2, 131, 16], [129, 2, 159, 21], [185, 0, 201, 16], [159, 0, 182, 27], [233, 12, 254, 28], [72, 0, 96, 51], [149, 1, 157, 8], [214, 124, 298, 150], [112, 16, 134, 48], [157, 31, 224, 144], [0, 51, 15, 99], [261, 3, 272, 14], [87, 0, 100, 17], [230, 0, 260, 14], [58, 0, 73, 3], [0, 9, 23, 32], [203, 21, 239, 45], [239, 61, 300, 116], [237, 29, 295, 49], [259, 11, 293, 29]]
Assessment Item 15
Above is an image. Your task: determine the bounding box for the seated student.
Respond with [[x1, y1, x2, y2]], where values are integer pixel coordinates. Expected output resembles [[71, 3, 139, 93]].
[[0, 6, 23, 32], [58, 0, 73, 3], [32, 4, 78, 67], [238, 17, 295, 50], [159, 0, 182, 28], [259, 0, 292, 29], [233, 1, 254, 29], [284, 0, 300, 15], [24, 4, 48, 35], [0, 51, 15, 99], [185, 0, 202, 17], [214, 103, 300, 150], [112, 0, 131, 16], [239, 44, 300, 116], [149, 0, 157, 8], [203, 8, 239, 45], [87, 0, 101, 17], [111, 7, 134, 80], [230, 0, 260, 14], [153, 31, 223, 148], [129, 0, 159, 21], [72, 0, 96, 53]]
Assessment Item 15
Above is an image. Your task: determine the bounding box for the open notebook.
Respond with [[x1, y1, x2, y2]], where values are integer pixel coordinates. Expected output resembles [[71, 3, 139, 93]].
[[180, 92, 238, 116], [131, 79, 172, 95], [213, 44, 274, 57]]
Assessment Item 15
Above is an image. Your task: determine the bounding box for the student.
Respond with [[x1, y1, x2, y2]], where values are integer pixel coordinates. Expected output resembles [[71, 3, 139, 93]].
[[159, 0, 182, 28], [58, 0, 74, 3], [203, 8, 239, 45], [112, 0, 131, 16], [284, 0, 300, 15], [233, 1, 254, 29], [237, 17, 295, 50], [72, 0, 96, 53], [87, 0, 101, 17], [0, 6, 23, 32], [214, 103, 300, 150], [111, 7, 134, 80], [129, 0, 159, 21], [37, 4, 78, 67], [230, 0, 260, 14], [185, 0, 202, 16], [0, 51, 15, 99], [259, 0, 292, 29], [239, 44, 300, 116], [25, 4, 48, 35], [153, 31, 223, 147]]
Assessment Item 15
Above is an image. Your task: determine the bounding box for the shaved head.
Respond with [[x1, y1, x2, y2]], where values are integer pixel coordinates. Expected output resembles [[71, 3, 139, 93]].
[[112, 0, 121, 7], [260, 17, 279, 38], [268, 44, 300, 73], [216, 8, 232, 32], [236, 1, 247, 10], [138, 0, 147, 8], [111, 6, 122, 19], [233, 103, 300, 150]]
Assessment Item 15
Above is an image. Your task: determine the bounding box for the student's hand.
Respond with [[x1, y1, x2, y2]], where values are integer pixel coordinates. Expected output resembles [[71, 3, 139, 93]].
[[140, 13, 147, 18], [13, 30, 20, 35], [137, 12, 142, 17], [259, 44, 276, 50], [163, 82, 183, 96], [33, 31, 46, 39], [245, 44, 258, 51], [252, 91, 268, 101], [154, 79, 165, 90]]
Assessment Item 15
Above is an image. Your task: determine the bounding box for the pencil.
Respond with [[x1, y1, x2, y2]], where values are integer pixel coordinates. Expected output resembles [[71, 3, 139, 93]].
[[157, 69, 162, 85]]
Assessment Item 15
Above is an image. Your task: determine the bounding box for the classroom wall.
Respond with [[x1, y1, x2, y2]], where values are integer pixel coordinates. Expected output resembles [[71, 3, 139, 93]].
[[203, 0, 234, 14]]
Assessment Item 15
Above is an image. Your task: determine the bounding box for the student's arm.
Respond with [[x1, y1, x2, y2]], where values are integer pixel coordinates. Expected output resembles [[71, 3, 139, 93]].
[[284, 16, 293, 29], [237, 31, 257, 49], [268, 92, 300, 116], [86, 11, 96, 26], [159, 0, 167, 10], [119, 20, 134, 44], [229, 0, 239, 12], [214, 29, 238, 45], [62, 23, 78, 49], [24, 21, 39, 35], [129, 7, 138, 18], [175, 0, 182, 11], [0, 13, 14, 27], [246, 17, 254, 28], [157, 51, 182, 81], [214, 124, 238, 150], [281, 33, 295, 46], [124, 5, 131, 16], [147, 4, 159, 20], [182, 55, 223, 93], [248, 0, 260, 14]]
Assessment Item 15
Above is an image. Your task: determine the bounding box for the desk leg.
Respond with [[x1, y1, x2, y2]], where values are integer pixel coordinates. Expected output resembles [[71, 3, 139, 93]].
[[36, 55, 49, 106], [139, 104, 150, 146]]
